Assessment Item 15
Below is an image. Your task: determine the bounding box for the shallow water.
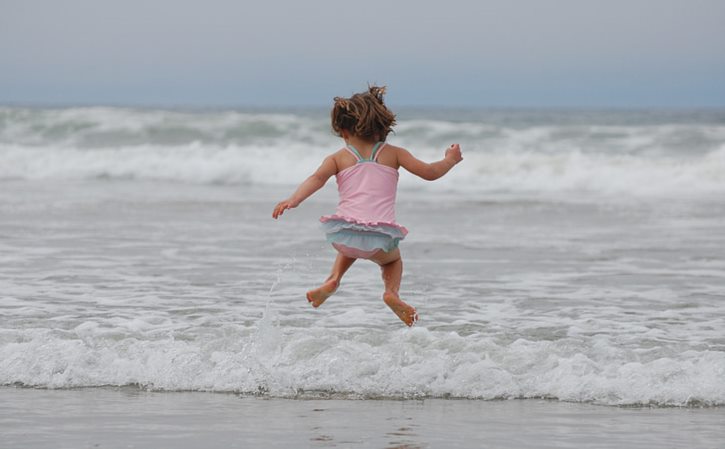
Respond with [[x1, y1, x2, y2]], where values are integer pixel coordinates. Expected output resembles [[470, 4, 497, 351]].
[[1, 179, 723, 406], [2, 107, 725, 406]]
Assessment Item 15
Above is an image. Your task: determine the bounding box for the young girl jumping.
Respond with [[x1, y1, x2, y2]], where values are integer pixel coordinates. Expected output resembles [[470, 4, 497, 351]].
[[272, 86, 462, 326]]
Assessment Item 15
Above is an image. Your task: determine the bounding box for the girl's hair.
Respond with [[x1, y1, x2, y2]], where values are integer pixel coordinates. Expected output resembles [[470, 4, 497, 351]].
[[331, 85, 396, 142]]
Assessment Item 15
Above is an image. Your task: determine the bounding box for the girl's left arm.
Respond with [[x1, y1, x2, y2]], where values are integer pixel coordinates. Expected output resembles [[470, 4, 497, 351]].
[[272, 156, 338, 219]]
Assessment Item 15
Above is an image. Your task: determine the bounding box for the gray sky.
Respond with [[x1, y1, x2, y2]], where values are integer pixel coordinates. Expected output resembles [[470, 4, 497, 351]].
[[2, 0, 724, 107]]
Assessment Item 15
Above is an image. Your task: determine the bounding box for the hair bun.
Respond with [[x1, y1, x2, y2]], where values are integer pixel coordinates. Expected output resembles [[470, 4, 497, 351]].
[[331, 85, 395, 141]]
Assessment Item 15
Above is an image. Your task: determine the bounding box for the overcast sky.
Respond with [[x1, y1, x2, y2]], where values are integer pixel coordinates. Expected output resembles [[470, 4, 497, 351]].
[[2, 0, 724, 107]]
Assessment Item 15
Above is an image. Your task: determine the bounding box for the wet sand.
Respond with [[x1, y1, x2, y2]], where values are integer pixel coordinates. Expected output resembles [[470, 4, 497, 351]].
[[2, 386, 724, 449]]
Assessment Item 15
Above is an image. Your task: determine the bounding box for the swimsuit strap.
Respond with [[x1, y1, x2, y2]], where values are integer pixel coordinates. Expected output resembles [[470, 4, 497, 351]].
[[347, 142, 385, 163], [372, 142, 386, 162], [344, 145, 363, 161]]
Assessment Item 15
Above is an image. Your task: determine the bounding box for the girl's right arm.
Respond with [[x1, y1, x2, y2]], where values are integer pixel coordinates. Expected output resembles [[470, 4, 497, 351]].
[[398, 144, 462, 181], [272, 155, 338, 219]]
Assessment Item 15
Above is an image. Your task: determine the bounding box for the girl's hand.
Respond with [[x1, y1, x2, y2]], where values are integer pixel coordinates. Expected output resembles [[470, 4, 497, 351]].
[[445, 144, 463, 165], [272, 199, 298, 219]]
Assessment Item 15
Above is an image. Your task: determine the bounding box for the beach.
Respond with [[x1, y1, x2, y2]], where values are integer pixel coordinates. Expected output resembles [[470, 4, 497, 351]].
[[1, 107, 724, 447]]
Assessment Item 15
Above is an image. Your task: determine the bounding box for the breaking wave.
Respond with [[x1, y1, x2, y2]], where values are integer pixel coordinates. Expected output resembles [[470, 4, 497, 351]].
[[2, 106, 724, 196]]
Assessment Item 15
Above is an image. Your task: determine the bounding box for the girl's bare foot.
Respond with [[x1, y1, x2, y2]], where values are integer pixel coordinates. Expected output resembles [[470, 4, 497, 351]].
[[383, 292, 418, 326], [306, 279, 338, 308]]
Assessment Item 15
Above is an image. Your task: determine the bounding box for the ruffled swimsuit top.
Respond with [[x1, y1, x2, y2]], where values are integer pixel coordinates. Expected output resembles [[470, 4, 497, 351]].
[[320, 142, 408, 253]]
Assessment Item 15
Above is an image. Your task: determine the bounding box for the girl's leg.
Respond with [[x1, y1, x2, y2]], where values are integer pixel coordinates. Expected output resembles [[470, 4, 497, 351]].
[[370, 249, 418, 326], [306, 251, 356, 307]]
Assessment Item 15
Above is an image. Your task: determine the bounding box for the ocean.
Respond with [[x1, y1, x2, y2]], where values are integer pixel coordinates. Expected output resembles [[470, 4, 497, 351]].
[[1, 106, 724, 447]]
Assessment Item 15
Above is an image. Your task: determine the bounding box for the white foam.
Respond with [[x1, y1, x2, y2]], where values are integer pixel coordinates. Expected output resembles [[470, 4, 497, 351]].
[[2, 107, 725, 196], [2, 322, 723, 406], [0, 142, 323, 185], [428, 145, 725, 196], [2, 141, 725, 197]]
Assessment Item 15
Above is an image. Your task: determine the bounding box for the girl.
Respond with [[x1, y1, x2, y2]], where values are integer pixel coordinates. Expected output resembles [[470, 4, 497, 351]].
[[272, 86, 462, 326]]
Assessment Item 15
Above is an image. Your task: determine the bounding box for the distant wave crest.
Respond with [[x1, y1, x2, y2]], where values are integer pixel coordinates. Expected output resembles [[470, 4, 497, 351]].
[[2, 107, 725, 196]]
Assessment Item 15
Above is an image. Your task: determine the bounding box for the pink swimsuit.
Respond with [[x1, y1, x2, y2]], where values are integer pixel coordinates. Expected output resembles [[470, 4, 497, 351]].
[[319, 142, 408, 259]]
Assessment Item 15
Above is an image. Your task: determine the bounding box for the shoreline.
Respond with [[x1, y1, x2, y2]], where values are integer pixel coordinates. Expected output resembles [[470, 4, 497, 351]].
[[2, 386, 724, 449], [3, 384, 724, 409]]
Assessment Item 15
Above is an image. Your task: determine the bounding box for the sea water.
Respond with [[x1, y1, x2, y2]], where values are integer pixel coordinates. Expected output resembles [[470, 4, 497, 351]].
[[1, 106, 724, 406]]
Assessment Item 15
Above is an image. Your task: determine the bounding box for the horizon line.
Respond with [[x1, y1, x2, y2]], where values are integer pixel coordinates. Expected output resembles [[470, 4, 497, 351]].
[[3, 100, 725, 112]]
